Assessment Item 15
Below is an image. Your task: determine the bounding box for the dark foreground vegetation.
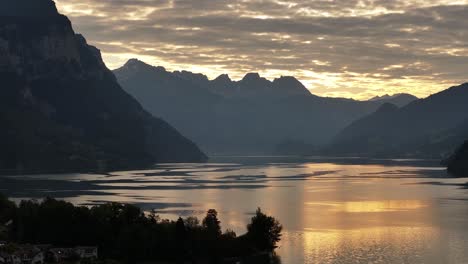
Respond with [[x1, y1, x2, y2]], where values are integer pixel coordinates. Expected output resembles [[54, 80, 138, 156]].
[[447, 141, 468, 177], [0, 195, 282, 263]]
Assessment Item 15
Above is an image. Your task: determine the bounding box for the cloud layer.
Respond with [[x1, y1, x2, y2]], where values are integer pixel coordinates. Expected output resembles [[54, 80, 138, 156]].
[[54, 0, 468, 99]]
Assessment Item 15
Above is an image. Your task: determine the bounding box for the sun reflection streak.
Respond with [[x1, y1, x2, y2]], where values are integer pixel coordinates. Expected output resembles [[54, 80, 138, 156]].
[[301, 226, 440, 264], [306, 200, 428, 213]]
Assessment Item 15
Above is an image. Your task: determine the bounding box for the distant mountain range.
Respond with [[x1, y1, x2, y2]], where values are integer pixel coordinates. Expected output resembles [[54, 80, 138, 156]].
[[331, 83, 468, 158], [114, 59, 418, 155], [0, 0, 206, 174], [368, 93, 419, 107]]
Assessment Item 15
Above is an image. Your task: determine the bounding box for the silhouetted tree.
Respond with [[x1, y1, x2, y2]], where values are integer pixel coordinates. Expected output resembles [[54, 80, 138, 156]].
[[0, 194, 15, 224], [447, 140, 468, 176], [184, 216, 200, 230], [175, 217, 187, 263], [0, 194, 15, 240], [247, 208, 283, 251], [222, 229, 237, 239], [202, 209, 221, 239], [176, 217, 187, 242]]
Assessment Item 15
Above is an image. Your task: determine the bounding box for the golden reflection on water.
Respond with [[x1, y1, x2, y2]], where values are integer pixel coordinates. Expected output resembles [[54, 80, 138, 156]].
[[300, 226, 440, 264], [306, 200, 428, 213]]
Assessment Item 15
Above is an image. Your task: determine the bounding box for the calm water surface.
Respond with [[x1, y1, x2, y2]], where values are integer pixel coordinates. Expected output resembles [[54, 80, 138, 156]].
[[2, 157, 468, 264]]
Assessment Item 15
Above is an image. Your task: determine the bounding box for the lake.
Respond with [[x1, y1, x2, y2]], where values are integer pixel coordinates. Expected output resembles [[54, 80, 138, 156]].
[[2, 156, 468, 264]]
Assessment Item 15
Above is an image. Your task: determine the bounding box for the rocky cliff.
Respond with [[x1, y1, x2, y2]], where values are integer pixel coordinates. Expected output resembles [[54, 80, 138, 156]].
[[0, 0, 207, 174]]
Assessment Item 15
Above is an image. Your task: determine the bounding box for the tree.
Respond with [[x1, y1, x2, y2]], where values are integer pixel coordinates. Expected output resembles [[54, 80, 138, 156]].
[[447, 140, 468, 177], [0, 193, 16, 224], [184, 216, 200, 230], [247, 208, 282, 251], [202, 209, 221, 238], [175, 217, 187, 263], [222, 229, 237, 240], [0, 194, 15, 240], [176, 217, 187, 242]]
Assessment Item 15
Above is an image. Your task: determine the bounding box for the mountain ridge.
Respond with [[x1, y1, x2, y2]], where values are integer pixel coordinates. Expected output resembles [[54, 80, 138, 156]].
[[0, 0, 207, 173], [331, 83, 468, 157], [113, 59, 413, 155], [368, 93, 419, 107], [116, 59, 422, 103]]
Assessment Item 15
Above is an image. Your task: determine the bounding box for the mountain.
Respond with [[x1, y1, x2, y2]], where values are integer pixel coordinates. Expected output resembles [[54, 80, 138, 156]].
[[446, 141, 468, 177], [368, 93, 418, 107], [113, 59, 222, 154], [114, 59, 397, 155], [416, 118, 468, 157], [0, 0, 206, 174], [331, 83, 468, 158]]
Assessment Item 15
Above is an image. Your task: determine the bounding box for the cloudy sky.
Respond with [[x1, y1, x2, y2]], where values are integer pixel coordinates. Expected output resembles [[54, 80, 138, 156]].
[[54, 0, 468, 99]]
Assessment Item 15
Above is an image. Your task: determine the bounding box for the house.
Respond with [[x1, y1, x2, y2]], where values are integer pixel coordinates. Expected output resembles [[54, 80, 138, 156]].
[[11, 255, 21, 264], [20, 251, 44, 264], [0, 252, 21, 264], [47, 248, 79, 263], [16, 245, 44, 264], [74, 247, 98, 260], [1, 244, 98, 264], [0, 243, 21, 264]]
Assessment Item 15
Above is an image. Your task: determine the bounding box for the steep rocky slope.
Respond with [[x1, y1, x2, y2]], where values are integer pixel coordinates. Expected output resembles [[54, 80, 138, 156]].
[[0, 0, 206, 173]]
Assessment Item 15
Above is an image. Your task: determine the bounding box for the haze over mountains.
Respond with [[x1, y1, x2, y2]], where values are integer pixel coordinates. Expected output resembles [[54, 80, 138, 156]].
[[368, 93, 419, 107], [114, 59, 419, 155], [0, 0, 206, 173]]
